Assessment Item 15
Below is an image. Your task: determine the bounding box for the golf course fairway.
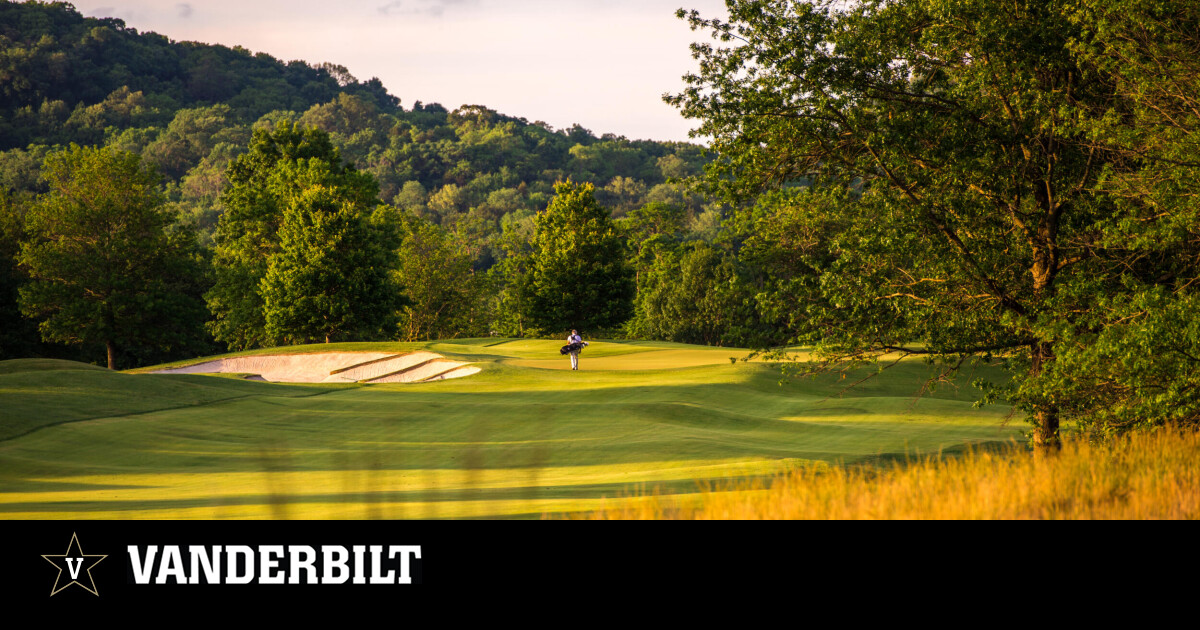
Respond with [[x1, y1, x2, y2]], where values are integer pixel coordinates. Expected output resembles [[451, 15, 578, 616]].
[[0, 339, 1022, 519]]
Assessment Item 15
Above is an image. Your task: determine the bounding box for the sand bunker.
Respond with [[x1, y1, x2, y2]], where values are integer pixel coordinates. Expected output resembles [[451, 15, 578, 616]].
[[152, 351, 480, 384]]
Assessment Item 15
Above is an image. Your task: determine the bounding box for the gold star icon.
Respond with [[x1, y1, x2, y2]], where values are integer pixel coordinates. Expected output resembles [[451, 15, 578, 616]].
[[42, 532, 107, 596]]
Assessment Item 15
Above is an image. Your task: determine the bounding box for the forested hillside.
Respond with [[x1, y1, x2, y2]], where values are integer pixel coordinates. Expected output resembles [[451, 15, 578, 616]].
[[0, 1, 711, 255]]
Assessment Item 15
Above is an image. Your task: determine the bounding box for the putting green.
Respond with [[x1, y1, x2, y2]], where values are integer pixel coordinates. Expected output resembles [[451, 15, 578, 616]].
[[506, 344, 777, 371], [0, 339, 1020, 519]]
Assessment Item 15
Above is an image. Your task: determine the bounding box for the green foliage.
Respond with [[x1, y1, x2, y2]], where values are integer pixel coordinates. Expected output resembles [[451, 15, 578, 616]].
[[0, 188, 41, 359], [0, 1, 712, 302], [387, 210, 489, 341], [626, 242, 756, 346], [0, 145, 51, 193], [733, 187, 842, 346], [143, 104, 246, 180], [0, 0, 724, 360], [260, 188, 401, 344], [622, 197, 786, 347], [670, 0, 1200, 444], [523, 181, 634, 333], [623, 201, 686, 283], [297, 93, 391, 167], [16, 144, 208, 368], [207, 122, 383, 349], [488, 215, 535, 337], [0, 1, 397, 149], [1036, 0, 1200, 434]]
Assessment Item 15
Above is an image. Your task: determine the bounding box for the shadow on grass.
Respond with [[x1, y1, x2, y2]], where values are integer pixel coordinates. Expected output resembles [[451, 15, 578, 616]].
[[0, 361, 1024, 519]]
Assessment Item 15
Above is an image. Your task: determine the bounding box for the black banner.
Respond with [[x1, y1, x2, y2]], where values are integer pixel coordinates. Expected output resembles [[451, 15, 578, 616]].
[[0, 519, 1130, 611], [6, 519, 812, 608]]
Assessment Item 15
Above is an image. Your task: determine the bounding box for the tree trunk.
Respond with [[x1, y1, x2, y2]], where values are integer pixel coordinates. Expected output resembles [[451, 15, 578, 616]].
[[1027, 230, 1062, 451], [106, 340, 116, 371], [1030, 341, 1061, 451], [1033, 407, 1060, 451]]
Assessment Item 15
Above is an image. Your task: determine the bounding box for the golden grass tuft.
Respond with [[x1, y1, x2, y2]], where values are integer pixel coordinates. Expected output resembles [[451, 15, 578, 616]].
[[586, 429, 1200, 519]]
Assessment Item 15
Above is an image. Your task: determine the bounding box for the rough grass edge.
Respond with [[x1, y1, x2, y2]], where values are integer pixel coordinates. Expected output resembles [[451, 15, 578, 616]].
[[583, 428, 1200, 520]]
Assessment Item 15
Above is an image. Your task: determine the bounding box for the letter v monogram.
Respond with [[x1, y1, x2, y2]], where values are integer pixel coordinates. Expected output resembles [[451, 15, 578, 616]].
[[66, 557, 82, 580]]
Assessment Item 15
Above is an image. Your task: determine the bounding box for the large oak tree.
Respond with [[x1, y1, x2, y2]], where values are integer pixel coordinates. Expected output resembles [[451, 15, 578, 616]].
[[17, 145, 207, 369], [671, 0, 1200, 446]]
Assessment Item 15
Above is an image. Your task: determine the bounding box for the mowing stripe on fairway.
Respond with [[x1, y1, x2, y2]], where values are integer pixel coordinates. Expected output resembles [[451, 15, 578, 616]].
[[0, 340, 1020, 519]]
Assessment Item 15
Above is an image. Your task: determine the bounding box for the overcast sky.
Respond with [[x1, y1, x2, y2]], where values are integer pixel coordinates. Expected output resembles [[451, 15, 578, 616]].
[[66, 0, 730, 143]]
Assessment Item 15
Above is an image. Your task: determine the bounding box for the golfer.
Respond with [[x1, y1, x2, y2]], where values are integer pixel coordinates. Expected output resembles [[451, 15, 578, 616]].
[[567, 329, 583, 370]]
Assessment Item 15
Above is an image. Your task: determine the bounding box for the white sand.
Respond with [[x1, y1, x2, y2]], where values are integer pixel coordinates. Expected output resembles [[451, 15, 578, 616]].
[[332, 351, 444, 381], [152, 351, 477, 384], [367, 360, 482, 383]]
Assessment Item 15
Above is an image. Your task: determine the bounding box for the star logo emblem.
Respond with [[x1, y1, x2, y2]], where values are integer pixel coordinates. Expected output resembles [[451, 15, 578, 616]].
[[42, 533, 107, 596]]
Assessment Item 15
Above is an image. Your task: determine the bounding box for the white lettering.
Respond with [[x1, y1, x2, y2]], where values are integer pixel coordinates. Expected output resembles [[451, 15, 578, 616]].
[[188, 545, 221, 585], [259, 545, 284, 584], [369, 545, 394, 584], [225, 545, 254, 584], [392, 546, 421, 585], [352, 545, 366, 585], [65, 557, 82, 580], [288, 546, 317, 585], [124, 543, 419, 586], [321, 546, 349, 584], [127, 546, 157, 584], [156, 546, 186, 584]]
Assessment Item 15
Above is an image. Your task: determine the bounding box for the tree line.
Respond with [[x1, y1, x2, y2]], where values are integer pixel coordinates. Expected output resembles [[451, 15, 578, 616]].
[[1, 115, 795, 366]]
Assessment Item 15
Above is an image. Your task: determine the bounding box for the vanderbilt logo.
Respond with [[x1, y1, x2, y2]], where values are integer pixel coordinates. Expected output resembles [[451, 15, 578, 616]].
[[126, 545, 422, 585], [42, 533, 107, 596]]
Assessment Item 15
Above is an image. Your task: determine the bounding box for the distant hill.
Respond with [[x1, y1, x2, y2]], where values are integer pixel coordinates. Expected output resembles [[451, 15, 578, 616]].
[[0, 0, 711, 256], [0, 0, 398, 148]]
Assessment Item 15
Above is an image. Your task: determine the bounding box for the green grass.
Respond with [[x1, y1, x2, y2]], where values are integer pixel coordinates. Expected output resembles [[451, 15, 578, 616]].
[[0, 340, 1021, 519]]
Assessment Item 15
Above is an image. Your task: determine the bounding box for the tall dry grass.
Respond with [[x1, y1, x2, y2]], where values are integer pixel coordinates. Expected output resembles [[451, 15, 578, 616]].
[[588, 429, 1200, 519]]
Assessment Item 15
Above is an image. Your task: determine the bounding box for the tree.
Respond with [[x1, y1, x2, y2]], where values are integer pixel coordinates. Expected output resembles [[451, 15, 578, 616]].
[[489, 213, 536, 337], [1040, 0, 1200, 433], [260, 184, 401, 344], [627, 242, 755, 346], [669, 0, 1200, 447], [388, 210, 488, 341], [206, 121, 379, 349], [599, 176, 647, 217], [0, 189, 42, 359], [623, 201, 687, 286], [16, 145, 208, 369], [524, 181, 633, 333], [142, 104, 245, 180], [733, 187, 842, 347]]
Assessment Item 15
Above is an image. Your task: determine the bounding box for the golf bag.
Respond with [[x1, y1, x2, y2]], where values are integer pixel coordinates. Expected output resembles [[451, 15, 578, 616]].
[[560, 341, 588, 355]]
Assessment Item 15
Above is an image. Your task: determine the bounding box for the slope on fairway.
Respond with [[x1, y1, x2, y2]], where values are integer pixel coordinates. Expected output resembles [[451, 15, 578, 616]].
[[0, 358, 330, 441], [0, 340, 1020, 519]]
